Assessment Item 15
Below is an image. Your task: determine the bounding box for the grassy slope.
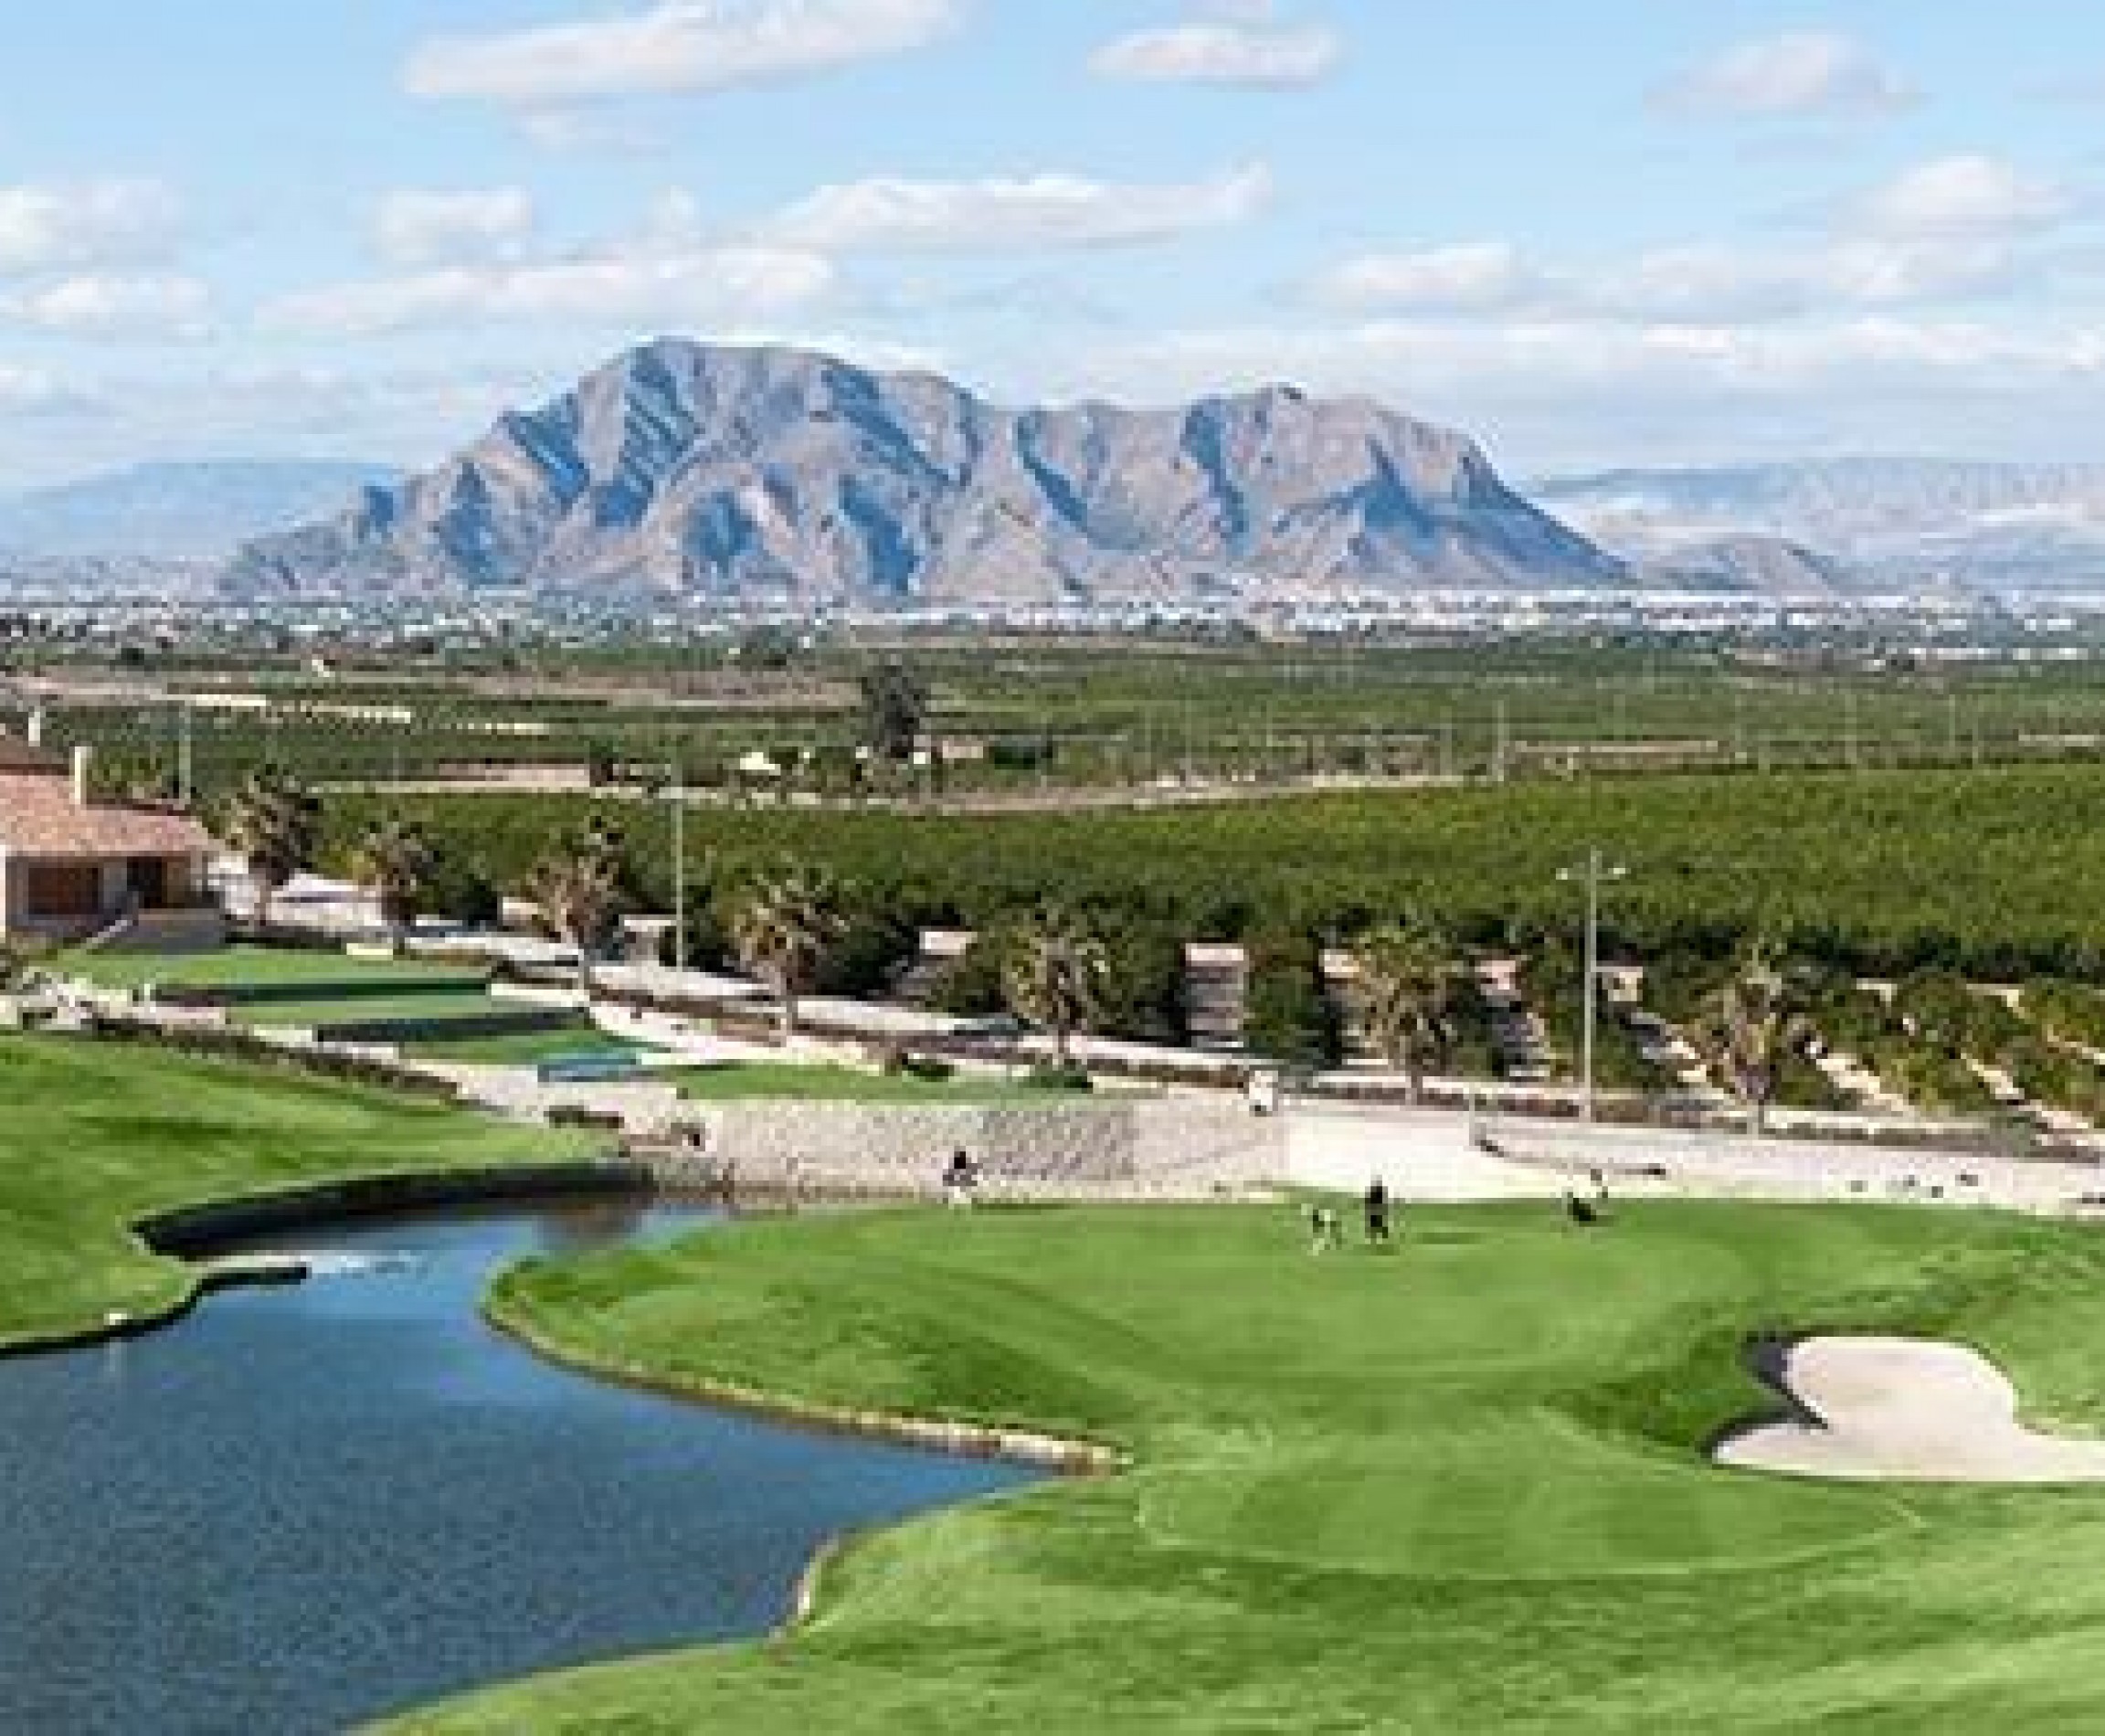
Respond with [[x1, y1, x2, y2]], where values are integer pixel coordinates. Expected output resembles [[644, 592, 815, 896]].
[[0, 1034, 588, 1347], [405, 1201, 2105, 1734]]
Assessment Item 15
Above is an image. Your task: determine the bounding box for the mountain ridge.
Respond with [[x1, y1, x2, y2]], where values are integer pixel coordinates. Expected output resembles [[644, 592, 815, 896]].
[[1535, 459, 2105, 594], [226, 339, 1625, 603]]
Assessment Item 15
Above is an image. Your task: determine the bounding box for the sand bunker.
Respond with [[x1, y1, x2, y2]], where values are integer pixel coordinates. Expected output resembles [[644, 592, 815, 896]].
[[1717, 1337, 2105, 1485]]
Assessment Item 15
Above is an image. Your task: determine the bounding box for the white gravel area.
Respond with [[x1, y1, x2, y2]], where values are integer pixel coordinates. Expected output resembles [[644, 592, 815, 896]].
[[1718, 1336, 2105, 1485]]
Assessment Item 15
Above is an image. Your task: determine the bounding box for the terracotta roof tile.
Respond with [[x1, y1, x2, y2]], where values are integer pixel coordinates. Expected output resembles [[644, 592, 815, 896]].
[[0, 772, 219, 859]]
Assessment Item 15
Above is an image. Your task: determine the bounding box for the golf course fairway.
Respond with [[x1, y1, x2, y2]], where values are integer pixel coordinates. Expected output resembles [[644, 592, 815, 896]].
[[0, 1034, 591, 1348], [400, 1201, 2105, 1734]]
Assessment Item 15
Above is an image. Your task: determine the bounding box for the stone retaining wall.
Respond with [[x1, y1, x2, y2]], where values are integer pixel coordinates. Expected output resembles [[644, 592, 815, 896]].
[[1486, 1117, 2102, 1214], [647, 1099, 1282, 1201]]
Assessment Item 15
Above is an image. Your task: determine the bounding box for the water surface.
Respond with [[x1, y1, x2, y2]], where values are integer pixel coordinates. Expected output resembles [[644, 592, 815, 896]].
[[0, 1200, 1036, 1733]]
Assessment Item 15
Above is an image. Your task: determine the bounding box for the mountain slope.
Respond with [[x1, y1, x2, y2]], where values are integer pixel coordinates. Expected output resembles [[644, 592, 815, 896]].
[[0, 460, 400, 560], [227, 341, 1623, 602], [1536, 460, 2105, 595]]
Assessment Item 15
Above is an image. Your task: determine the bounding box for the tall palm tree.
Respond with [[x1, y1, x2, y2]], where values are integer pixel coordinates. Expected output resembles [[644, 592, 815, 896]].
[[1352, 918, 1463, 1103], [1002, 907, 1111, 1069], [354, 818, 437, 957], [217, 768, 320, 930], [730, 863, 846, 1039], [1698, 943, 1815, 1136], [526, 831, 628, 992]]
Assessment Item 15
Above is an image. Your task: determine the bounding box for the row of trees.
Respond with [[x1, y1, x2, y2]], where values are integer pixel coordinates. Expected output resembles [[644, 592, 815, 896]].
[[214, 768, 1137, 1054], [211, 768, 1849, 1117]]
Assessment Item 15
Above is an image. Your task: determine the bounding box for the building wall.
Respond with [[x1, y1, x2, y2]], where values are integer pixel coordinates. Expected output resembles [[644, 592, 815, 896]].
[[0, 850, 207, 940]]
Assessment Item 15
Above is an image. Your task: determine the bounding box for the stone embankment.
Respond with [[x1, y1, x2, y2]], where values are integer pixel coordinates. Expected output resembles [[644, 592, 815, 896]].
[[648, 1099, 1283, 1202]]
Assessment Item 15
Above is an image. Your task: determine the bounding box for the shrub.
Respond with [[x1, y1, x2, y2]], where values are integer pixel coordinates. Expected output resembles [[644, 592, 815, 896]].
[[1026, 1061, 1094, 1094], [928, 937, 1008, 1017], [1243, 931, 1342, 1069]]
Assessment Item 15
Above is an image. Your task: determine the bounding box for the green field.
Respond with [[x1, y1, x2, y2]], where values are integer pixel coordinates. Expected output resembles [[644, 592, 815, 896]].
[[402, 1201, 2105, 1734], [408, 1027, 647, 1065], [221, 990, 530, 1031], [0, 1034, 588, 1348], [340, 761, 2105, 979], [44, 638, 2105, 800], [59, 946, 488, 996]]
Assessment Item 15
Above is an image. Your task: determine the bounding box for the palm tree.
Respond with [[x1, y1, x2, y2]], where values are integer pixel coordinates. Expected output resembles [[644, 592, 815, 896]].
[[526, 831, 628, 992], [217, 768, 320, 930], [1352, 919, 1463, 1103], [354, 818, 437, 956], [1698, 943, 1815, 1136], [1002, 907, 1112, 1069], [730, 863, 846, 1039]]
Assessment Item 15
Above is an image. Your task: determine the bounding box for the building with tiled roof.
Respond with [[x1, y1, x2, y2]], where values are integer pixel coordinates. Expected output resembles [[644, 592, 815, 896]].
[[0, 746, 224, 946]]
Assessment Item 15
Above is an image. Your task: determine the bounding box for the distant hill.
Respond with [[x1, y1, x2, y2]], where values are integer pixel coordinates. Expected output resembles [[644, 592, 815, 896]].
[[1536, 460, 2105, 595], [1634, 534, 1863, 599], [0, 460, 401, 561], [227, 339, 1625, 603]]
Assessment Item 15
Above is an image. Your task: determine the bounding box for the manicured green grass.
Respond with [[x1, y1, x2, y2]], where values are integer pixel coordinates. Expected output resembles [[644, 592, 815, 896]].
[[225, 990, 524, 1031], [407, 1025, 644, 1065], [405, 1201, 2105, 1734], [667, 1062, 1113, 1106], [0, 1033, 591, 1349], [59, 945, 485, 994]]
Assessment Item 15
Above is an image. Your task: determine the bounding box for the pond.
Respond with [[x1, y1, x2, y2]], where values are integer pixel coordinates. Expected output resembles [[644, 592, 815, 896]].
[[0, 1199, 1039, 1733]]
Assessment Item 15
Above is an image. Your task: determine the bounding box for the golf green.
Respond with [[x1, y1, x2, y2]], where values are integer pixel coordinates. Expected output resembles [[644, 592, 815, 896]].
[[398, 1201, 2105, 1734]]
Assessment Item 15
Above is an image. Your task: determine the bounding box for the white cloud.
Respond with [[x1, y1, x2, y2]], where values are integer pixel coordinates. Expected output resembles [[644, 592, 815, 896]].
[[262, 243, 835, 338], [1655, 31, 1913, 121], [1311, 243, 1537, 313], [0, 363, 76, 413], [761, 164, 1274, 252], [0, 274, 211, 339], [1049, 313, 2105, 469], [1308, 232, 2035, 327], [404, 0, 962, 106], [1853, 153, 2070, 239], [372, 189, 537, 267], [0, 180, 185, 278], [1092, 20, 1339, 90]]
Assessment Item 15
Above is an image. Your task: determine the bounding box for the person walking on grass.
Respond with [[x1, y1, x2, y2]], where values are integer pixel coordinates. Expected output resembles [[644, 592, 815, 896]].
[[1306, 1202, 1344, 1254], [1364, 1180, 1393, 1248]]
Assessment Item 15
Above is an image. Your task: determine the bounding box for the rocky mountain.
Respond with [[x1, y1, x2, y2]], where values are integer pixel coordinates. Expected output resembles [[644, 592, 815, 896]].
[[227, 340, 1624, 603], [0, 460, 400, 561], [1536, 460, 2105, 596]]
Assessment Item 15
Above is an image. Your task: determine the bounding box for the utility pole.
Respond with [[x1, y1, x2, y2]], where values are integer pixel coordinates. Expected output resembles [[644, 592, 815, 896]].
[[177, 704, 194, 808], [671, 762, 688, 974], [1494, 699, 1510, 785], [1558, 849, 1628, 1124]]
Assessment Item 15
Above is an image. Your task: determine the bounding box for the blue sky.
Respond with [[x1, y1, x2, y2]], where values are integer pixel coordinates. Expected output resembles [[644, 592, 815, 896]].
[[7, 1, 2105, 484]]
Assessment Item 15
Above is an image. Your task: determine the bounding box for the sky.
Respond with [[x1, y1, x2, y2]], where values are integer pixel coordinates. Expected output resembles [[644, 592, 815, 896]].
[[7, 0, 2105, 486]]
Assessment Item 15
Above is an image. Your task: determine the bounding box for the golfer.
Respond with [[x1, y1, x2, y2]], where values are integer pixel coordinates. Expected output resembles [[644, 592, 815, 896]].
[[1364, 1180, 1392, 1246]]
